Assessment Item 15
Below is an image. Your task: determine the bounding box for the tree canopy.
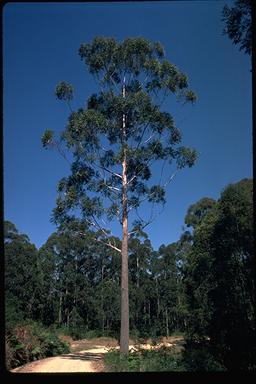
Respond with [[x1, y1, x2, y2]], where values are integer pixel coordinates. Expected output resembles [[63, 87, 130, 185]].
[[42, 36, 197, 246], [222, 0, 252, 55], [182, 178, 255, 370]]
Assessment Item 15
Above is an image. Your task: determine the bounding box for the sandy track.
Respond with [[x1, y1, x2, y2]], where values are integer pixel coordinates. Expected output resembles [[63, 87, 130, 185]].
[[11, 346, 107, 373]]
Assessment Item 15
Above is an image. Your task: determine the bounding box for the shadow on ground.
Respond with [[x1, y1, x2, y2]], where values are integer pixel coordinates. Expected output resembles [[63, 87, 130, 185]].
[[61, 353, 104, 361]]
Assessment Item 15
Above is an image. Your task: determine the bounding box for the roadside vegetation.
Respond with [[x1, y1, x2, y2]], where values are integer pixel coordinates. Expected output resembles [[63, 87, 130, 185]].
[[5, 320, 70, 370], [103, 341, 227, 372], [104, 346, 185, 372], [5, 178, 255, 371]]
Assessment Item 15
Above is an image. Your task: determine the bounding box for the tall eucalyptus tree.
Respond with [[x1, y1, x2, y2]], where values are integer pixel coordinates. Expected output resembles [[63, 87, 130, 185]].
[[42, 37, 197, 354]]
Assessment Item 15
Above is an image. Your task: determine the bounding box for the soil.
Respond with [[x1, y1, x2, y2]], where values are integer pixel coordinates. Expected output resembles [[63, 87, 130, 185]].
[[10, 336, 185, 373]]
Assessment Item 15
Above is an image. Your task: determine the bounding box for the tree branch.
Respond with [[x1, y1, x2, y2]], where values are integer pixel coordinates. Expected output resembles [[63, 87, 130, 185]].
[[95, 237, 121, 253], [98, 165, 122, 179], [54, 141, 72, 166], [127, 169, 178, 214], [83, 217, 122, 253], [75, 228, 121, 253]]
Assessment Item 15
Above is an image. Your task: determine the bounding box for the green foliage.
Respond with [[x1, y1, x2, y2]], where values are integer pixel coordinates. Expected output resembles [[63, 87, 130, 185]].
[[184, 90, 197, 103], [5, 293, 25, 330], [176, 147, 197, 169], [42, 37, 197, 355], [41, 129, 54, 148], [5, 177, 254, 370], [112, 177, 254, 370], [55, 81, 74, 101], [184, 197, 216, 229], [5, 222, 40, 321], [6, 321, 70, 370], [4, 221, 18, 241], [222, 0, 252, 55], [182, 178, 255, 370], [104, 349, 140, 372], [140, 348, 185, 372], [182, 341, 226, 371], [104, 346, 185, 372], [42, 36, 197, 240]]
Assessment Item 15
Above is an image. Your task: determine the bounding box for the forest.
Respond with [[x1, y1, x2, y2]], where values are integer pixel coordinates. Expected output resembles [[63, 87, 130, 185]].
[[5, 177, 255, 371]]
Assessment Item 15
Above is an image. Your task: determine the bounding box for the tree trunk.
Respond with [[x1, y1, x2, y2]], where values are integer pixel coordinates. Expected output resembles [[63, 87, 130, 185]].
[[67, 311, 70, 328], [58, 292, 62, 325], [101, 264, 105, 336], [136, 253, 139, 288], [156, 277, 160, 319], [120, 155, 129, 354], [120, 79, 129, 355], [165, 308, 169, 337]]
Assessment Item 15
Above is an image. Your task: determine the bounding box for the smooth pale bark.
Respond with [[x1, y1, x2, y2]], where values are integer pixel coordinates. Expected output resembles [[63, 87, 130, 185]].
[[120, 173, 129, 354], [120, 80, 129, 355], [101, 264, 105, 335]]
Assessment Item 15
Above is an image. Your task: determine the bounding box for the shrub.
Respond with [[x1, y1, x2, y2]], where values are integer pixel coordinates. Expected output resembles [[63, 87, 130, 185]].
[[139, 347, 185, 372], [104, 349, 141, 372], [83, 329, 102, 339], [182, 340, 226, 371], [104, 346, 185, 372], [5, 321, 70, 370]]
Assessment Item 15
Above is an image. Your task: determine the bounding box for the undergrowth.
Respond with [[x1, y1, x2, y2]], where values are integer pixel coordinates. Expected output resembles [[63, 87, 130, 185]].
[[104, 341, 227, 372], [104, 346, 185, 372], [5, 320, 70, 370]]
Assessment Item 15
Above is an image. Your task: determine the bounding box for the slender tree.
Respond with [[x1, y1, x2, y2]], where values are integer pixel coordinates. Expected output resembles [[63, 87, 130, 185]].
[[42, 36, 197, 354]]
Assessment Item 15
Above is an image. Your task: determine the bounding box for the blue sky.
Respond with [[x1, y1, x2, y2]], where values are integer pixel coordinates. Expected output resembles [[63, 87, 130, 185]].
[[3, 1, 252, 251]]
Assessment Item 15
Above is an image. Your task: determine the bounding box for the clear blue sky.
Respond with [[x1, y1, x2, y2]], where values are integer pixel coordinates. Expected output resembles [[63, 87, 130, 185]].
[[3, 1, 252, 251]]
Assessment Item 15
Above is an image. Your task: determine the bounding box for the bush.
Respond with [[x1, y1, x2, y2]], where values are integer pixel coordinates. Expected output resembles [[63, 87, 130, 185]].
[[104, 346, 185, 372], [182, 340, 226, 371], [104, 349, 141, 372], [83, 329, 102, 339], [5, 321, 70, 370], [139, 347, 185, 372]]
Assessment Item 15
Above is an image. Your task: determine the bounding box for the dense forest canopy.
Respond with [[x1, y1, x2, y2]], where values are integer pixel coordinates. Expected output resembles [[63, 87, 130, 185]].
[[5, 178, 255, 370]]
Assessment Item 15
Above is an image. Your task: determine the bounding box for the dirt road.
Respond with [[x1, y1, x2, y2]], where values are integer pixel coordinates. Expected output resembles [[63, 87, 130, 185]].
[[11, 346, 107, 373], [11, 336, 184, 373]]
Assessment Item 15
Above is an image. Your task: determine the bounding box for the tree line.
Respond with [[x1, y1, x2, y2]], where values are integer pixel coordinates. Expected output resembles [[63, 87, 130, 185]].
[[5, 177, 255, 370]]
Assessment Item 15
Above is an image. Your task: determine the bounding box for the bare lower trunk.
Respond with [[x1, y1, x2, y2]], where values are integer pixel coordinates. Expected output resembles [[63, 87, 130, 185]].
[[120, 157, 129, 355], [101, 264, 104, 336], [120, 78, 129, 355]]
